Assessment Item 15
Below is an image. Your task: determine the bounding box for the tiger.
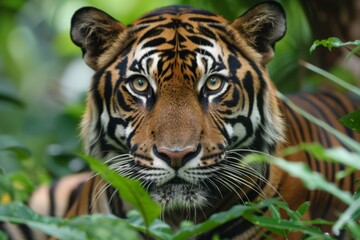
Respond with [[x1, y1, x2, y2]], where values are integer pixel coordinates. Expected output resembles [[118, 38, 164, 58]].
[[2, 1, 360, 239]]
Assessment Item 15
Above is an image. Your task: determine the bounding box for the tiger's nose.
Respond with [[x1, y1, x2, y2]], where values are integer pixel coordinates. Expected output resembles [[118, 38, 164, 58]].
[[154, 146, 200, 169]]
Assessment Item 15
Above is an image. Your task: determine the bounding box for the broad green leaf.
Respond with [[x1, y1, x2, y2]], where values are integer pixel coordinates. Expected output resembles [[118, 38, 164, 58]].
[[0, 202, 139, 240], [80, 154, 161, 227], [0, 135, 31, 159], [339, 110, 360, 133], [0, 202, 84, 239]]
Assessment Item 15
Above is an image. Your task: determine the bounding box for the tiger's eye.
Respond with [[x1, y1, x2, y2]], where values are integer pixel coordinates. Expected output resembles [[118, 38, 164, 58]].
[[132, 77, 149, 92], [205, 76, 223, 91]]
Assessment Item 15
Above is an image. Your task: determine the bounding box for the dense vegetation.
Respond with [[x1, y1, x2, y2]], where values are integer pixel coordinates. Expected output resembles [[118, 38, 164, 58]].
[[1, 0, 360, 239]]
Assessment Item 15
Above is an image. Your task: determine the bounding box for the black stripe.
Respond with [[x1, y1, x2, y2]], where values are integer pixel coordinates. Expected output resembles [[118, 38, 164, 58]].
[[318, 92, 356, 142], [138, 28, 164, 43], [49, 180, 59, 216], [87, 179, 95, 213], [66, 181, 85, 215], [19, 224, 34, 240], [106, 186, 126, 218], [198, 25, 216, 39], [242, 71, 254, 117], [188, 17, 221, 23], [284, 102, 317, 171], [135, 17, 166, 25], [142, 37, 167, 49], [0, 222, 14, 240], [187, 36, 213, 47]]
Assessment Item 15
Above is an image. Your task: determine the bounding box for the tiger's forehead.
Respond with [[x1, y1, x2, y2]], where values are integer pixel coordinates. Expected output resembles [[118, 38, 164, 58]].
[[126, 6, 231, 83], [133, 6, 228, 26]]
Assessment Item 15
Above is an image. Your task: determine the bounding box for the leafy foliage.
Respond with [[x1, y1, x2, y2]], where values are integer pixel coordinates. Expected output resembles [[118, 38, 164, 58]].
[[1, 0, 360, 239], [310, 37, 360, 52], [0, 202, 139, 240], [81, 154, 161, 227], [339, 110, 360, 133]]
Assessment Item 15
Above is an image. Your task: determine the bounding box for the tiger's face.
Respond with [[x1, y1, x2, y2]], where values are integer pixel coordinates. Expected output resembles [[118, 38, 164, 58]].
[[71, 3, 286, 210]]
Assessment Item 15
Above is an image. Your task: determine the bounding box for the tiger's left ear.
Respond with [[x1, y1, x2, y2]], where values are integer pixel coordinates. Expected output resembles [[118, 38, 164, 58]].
[[232, 1, 286, 64], [71, 7, 126, 70]]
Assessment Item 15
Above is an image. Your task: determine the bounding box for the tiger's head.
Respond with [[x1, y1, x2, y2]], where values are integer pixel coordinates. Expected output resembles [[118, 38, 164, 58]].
[[71, 2, 286, 212]]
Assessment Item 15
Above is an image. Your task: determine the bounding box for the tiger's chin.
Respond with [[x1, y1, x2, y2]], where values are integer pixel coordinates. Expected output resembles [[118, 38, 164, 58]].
[[150, 183, 209, 209]]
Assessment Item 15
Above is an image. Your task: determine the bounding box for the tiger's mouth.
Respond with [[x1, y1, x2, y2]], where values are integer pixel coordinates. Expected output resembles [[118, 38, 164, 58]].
[[149, 177, 209, 209]]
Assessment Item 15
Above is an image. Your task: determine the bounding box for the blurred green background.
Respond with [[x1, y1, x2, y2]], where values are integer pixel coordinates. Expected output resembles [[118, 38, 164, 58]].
[[0, 0, 347, 195]]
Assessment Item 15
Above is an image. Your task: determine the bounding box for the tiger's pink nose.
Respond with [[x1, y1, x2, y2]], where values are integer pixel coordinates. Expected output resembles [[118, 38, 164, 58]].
[[154, 146, 200, 169]]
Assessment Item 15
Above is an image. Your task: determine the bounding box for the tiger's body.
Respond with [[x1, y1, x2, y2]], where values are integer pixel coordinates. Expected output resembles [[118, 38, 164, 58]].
[[2, 2, 360, 239]]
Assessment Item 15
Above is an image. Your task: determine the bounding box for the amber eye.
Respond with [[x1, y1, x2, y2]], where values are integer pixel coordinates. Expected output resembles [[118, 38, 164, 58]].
[[131, 77, 149, 93], [205, 75, 224, 92]]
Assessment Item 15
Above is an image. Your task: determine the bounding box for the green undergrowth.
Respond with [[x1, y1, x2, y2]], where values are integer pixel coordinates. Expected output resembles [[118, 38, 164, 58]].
[[1, 39, 360, 239]]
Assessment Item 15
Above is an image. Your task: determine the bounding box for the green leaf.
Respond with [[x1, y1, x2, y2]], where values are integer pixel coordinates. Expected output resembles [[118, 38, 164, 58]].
[[245, 151, 354, 205], [0, 135, 31, 159], [296, 202, 310, 218], [284, 144, 360, 170], [345, 219, 360, 239], [244, 215, 334, 239], [80, 154, 161, 227], [310, 37, 360, 53], [128, 211, 172, 240], [333, 196, 360, 235], [0, 202, 84, 239], [171, 198, 279, 240], [67, 214, 139, 240], [0, 202, 139, 240], [254, 154, 354, 205], [339, 110, 360, 133]]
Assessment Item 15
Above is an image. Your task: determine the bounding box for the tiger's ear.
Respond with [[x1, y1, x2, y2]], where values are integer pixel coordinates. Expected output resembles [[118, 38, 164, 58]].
[[231, 1, 286, 64], [71, 7, 126, 70]]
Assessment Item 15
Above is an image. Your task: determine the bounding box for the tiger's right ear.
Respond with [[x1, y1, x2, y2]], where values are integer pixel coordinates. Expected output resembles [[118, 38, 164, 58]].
[[71, 7, 126, 70]]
